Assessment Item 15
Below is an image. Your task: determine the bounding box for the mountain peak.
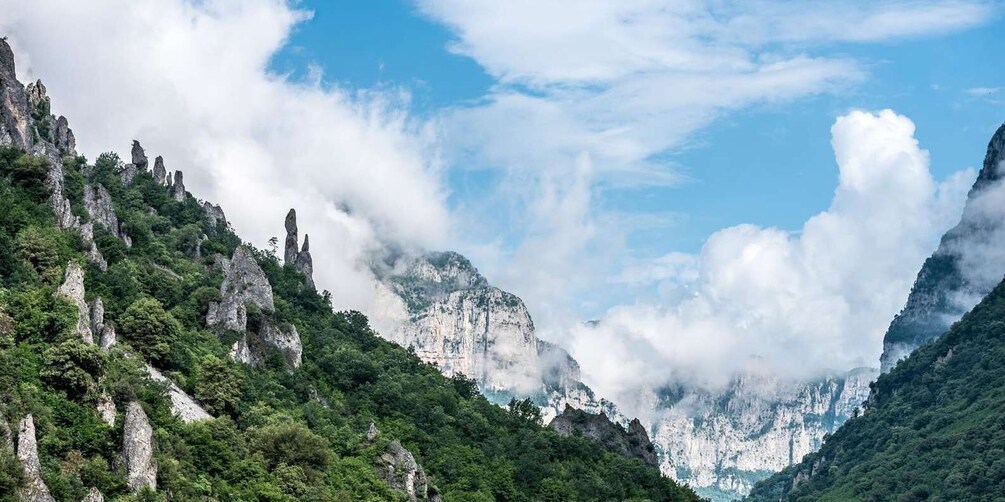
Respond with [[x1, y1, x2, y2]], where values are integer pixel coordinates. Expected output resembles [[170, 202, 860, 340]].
[[974, 122, 1005, 192]]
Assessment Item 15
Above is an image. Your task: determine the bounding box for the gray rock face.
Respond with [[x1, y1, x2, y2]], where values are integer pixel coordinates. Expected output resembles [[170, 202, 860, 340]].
[[207, 247, 275, 332], [84, 184, 119, 234], [121, 163, 139, 185], [53, 115, 75, 154], [550, 405, 659, 468], [284, 209, 299, 265], [81, 487, 104, 502], [376, 441, 437, 502], [97, 391, 116, 426], [152, 155, 166, 185], [17, 415, 55, 502], [203, 202, 226, 229], [0, 39, 33, 151], [171, 170, 186, 202], [295, 235, 314, 289], [130, 140, 148, 171], [146, 365, 212, 423], [122, 402, 156, 492], [370, 250, 616, 422], [880, 122, 1005, 372], [56, 261, 93, 344], [208, 247, 302, 369], [283, 209, 315, 288], [649, 367, 875, 499]]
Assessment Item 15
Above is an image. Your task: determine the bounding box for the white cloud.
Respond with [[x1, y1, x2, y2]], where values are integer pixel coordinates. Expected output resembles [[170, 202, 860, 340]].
[[418, 0, 993, 370], [564, 110, 974, 406], [0, 0, 450, 310], [966, 86, 1003, 96]]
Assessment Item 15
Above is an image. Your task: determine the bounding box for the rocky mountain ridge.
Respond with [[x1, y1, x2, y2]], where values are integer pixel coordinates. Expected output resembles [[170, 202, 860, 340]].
[[879, 122, 1005, 372], [369, 250, 621, 423]]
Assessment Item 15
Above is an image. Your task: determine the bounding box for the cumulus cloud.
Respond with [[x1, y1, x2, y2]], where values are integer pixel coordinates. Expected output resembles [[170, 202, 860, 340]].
[[417, 0, 993, 338], [0, 0, 449, 309], [563, 110, 974, 408]]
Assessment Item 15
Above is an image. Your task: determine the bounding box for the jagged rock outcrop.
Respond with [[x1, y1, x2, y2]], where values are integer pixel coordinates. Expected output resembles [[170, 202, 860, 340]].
[[17, 415, 55, 502], [83, 184, 119, 234], [208, 247, 302, 369], [368, 421, 380, 442], [152, 155, 166, 185], [122, 402, 156, 492], [203, 202, 226, 229], [648, 367, 875, 499], [56, 261, 93, 344], [81, 487, 104, 502], [283, 209, 315, 288], [0, 39, 32, 151], [295, 235, 314, 288], [880, 123, 1005, 372], [92, 297, 117, 351], [550, 405, 659, 467], [207, 247, 275, 332], [370, 251, 613, 421], [146, 365, 212, 423], [376, 440, 439, 502], [121, 163, 139, 185], [130, 140, 148, 171], [97, 391, 116, 426], [171, 170, 186, 202], [1, 41, 105, 270], [284, 209, 299, 265]]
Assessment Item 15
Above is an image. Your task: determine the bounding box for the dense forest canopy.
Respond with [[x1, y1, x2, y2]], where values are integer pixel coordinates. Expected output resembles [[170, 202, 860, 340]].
[[0, 145, 700, 501]]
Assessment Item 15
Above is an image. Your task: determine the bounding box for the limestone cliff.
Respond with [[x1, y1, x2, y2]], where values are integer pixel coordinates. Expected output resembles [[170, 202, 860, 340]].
[[369, 250, 618, 421], [283, 208, 315, 288], [648, 367, 875, 500]]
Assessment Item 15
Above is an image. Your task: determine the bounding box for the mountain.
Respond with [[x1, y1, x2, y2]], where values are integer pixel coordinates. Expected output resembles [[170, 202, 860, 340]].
[[747, 274, 1005, 500], [369, 250, 621, 423], [365, 238, 875, 500], [645, 367, 874, 500], [0, 39, 699, 501], [879, 123, 1005, 372]]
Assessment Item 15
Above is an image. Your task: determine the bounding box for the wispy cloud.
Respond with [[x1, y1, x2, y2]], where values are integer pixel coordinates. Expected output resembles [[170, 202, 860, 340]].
[[966, 86, 1003, 96]]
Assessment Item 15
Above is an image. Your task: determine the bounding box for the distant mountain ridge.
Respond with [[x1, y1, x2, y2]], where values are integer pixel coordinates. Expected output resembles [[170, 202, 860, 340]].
[[880, 122, 1005, 372]]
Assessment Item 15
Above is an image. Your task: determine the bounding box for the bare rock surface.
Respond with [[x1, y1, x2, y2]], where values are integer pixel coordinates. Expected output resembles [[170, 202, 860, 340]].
[[97, 391, 116, 426], [17, 415, 55, 502], [146, 365, 212, 423], [83, 184, 119, 235], [171, 170, 186, 201], [376, 440, 437, 502], [549, 405, 658, 467], [0, 39, 33, 151], [122, 402, 156, 492], [207, 247, 274, 332], [152, 155, 166, 185], [81, 487, 104, 502], [56, 261, 93, 344]]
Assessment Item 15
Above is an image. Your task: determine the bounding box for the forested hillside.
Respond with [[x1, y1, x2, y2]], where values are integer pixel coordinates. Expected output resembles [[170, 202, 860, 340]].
[[0, 40, 699, 502], [746, 277, 1005, 501]]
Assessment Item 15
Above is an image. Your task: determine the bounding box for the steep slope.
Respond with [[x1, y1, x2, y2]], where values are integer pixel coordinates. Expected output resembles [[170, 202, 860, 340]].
[[879, 122, 1005, 372], [370, 250, 621, 422], [0, 39, 698, 501], [747, 277, 1005, 501], [648, 367, 874, 500]]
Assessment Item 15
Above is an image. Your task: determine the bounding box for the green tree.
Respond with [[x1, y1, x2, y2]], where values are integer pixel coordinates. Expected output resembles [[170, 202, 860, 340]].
[[118, 297, 181, 363], [14, 225, 67, 282], [251, 422, 330, 475], [194, 355, 244, 415], [41, 339, 105, 399]]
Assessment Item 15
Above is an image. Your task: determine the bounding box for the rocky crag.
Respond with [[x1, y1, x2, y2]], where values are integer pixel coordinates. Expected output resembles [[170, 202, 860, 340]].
[[646, 367, 875, 500], [550, 405, 659, 468], [284, 208, 314, 288], [369, 250, 619, 423], [880, 123, 1005, 372]]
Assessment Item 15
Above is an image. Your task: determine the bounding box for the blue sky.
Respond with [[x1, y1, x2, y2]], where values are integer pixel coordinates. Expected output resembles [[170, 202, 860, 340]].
[[275, 0, 1004, 260], [262, 1, 1005, 343], [6, 0, 1000, 388]]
